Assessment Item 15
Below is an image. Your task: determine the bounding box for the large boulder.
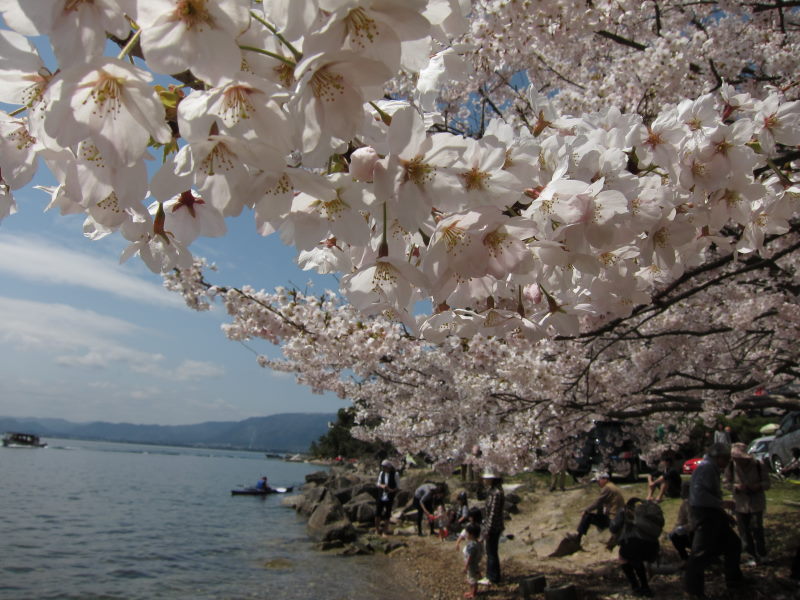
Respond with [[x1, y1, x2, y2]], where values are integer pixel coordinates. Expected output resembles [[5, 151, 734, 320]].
[[307, 493, 356, 543], [328, 473, 361, 491], [343, 492, 377, 524], [304, 470, 330, 485], [333, 482, 380, 505], [280, 494, 305, 509], [297, 484, 328, 517], [394, 489, 412, 508]]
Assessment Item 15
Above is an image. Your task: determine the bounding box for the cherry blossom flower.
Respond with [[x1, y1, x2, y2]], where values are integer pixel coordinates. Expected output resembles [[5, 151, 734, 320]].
[[341, 256, 428, 313], [44, 58, 172, 167], [136, 0, 251, 85], [372, 106, 460, 230], [752, 96, 800, 156], [290, 50, 392, 154], [120, 210, 193, 273], [0, 113, 39, 189], [149, 164, 226, 245], [280, 172, 374, 251], [309, 0, 432, 73], [177, 74, 290, 143], [0, 0, 129, 64]]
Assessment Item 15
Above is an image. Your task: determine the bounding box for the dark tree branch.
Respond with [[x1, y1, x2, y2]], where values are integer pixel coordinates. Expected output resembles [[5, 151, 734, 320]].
[[595, 30, 648, 51]]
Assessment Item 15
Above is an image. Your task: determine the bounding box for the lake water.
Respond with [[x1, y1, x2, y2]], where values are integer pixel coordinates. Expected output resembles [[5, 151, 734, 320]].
[[0, 439, 419, 600]]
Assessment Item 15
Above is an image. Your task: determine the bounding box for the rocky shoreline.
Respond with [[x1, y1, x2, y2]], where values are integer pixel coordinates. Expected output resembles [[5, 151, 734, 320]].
[[282, 464, 521, 555]]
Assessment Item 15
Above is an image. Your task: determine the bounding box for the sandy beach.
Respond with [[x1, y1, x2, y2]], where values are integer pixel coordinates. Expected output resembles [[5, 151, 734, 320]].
[[379, 476, 800, 600]]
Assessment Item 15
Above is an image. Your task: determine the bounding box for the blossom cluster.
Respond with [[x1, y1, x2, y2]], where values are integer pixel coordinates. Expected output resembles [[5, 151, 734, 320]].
[[165, 230, 798, 473], [1, 1, 798, 344]]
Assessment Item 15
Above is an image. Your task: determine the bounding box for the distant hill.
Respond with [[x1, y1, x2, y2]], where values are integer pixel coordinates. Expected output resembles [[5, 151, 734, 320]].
[[0, 413, 335, 453]]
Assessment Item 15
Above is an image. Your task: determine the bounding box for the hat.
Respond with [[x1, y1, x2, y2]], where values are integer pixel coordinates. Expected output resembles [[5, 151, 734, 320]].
[[481, 471, 500, 479], [380, 459, 394, 468], [730, 442, 750, 460], [592, 471, 610, 481]]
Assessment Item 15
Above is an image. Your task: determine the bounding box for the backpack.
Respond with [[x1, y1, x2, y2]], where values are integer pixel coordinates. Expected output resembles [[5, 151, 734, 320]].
[[632, 500, 664, 540]]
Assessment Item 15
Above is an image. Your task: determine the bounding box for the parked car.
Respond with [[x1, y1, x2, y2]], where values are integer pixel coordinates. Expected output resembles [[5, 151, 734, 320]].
[[682, 457, 702, 474], [747, 435, 775, 464], [770, 411, 800, 473], [570, 421, 643, 481]]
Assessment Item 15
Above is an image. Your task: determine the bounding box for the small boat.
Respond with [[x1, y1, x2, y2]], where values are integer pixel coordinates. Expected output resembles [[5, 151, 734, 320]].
[[2, 432, 48, 448], [231, 486, 293, 496]]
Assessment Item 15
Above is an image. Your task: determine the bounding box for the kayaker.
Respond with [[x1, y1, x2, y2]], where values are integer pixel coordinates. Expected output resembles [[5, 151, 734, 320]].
[[255, 476, 269, 492]]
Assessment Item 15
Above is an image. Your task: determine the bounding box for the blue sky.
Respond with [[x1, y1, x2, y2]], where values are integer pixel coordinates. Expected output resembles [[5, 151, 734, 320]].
[[0, 181, 349, 425]]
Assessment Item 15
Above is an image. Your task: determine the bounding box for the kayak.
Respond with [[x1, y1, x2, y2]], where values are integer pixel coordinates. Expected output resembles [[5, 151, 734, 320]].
[[231, 486, 293, 496]]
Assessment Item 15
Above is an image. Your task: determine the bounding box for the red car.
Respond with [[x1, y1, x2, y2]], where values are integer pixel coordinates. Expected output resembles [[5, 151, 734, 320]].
[[682, 457, 702, 474]]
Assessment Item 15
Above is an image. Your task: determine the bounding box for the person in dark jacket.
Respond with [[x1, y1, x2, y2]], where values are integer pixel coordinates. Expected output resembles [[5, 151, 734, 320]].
[[684, 443, 743, 598], [611, 497, 662, 597], [375, 460, 399, 535], [478, 471, 504, 585]]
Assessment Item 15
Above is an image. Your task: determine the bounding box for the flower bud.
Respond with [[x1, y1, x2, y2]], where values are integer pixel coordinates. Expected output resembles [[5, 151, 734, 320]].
[[349, 146, 379, 182], [523, 284, 542, 304]]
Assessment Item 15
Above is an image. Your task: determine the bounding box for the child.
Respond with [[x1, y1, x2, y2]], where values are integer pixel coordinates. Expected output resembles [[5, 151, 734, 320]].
[[462, 523, 483, 599], [453, 491, 470, 532], [456, 507, 483, 552], [434, 504, 453, 540]]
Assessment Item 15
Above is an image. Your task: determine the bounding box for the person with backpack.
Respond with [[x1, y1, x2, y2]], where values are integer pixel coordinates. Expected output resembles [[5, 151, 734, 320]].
[[685, 443, 744, 599], [610, 497, 664, 597], [725, 442, 770, 565], [375, 459, 399, 535]]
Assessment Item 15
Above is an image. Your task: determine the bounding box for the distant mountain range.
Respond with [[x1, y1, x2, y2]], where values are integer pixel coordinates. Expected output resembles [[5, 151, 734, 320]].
[[0, 413, 335, 453]]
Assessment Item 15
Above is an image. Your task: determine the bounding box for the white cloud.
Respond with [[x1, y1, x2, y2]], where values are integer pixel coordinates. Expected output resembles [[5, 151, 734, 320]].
[[0, 296, 140, 352], [0, 234, 182, 307], [173, 359, 225, 380], [0, 297, 193, 379]]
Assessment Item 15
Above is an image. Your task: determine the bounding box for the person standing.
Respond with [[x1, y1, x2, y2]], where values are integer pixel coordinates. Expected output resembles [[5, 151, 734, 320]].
[[375, 459, 399, 535], [549, 453, 568, 492], [478, 472, 504, 585], [726, 442, 770, 565], [575, 472, 625, 543], [713, 423, 731, 448], [685, 442, 743, 599]]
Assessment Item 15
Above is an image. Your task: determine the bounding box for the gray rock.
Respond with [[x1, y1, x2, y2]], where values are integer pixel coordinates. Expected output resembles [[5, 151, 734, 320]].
[[307, 494, 356, 543], [544, 584, 577, 600], [520, 575, 547, 598], [339, 541, 374, 556], [280, 494, 305, 508], [297, 484, 328, 516], [343, 492, 377, 523], [305, 471, 329, 485]]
